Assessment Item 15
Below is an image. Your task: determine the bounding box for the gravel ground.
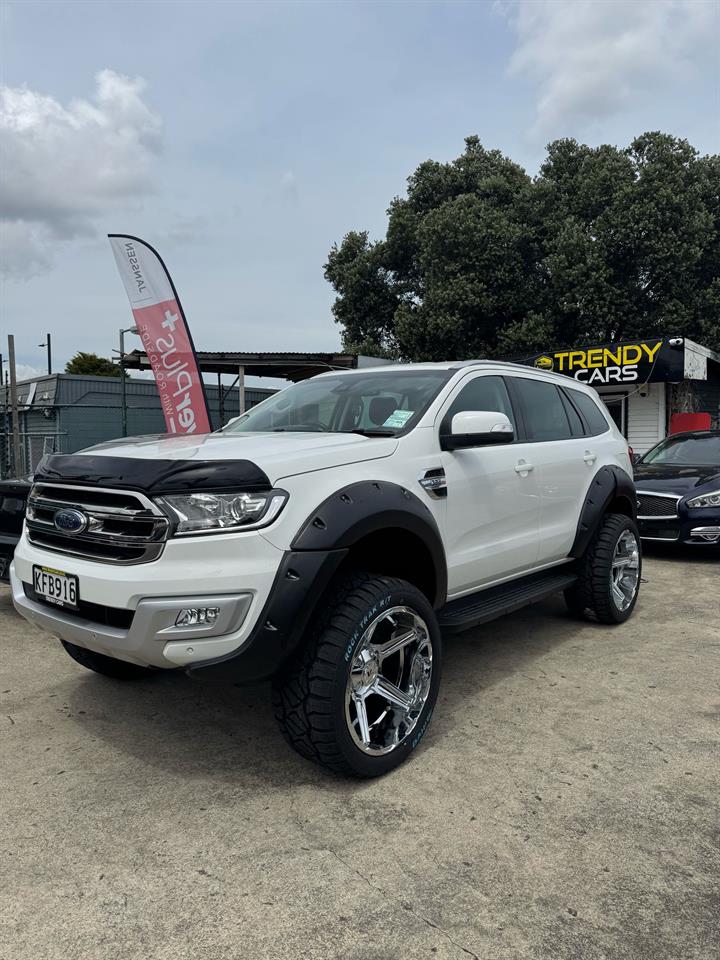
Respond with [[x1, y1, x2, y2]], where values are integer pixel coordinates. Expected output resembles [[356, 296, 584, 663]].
[[1, 546, 718, 960]]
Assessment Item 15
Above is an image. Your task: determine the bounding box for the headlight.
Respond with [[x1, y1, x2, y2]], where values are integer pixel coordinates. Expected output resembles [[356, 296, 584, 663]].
[[686, 490, 720, 509], [156, 490, 287, 534]]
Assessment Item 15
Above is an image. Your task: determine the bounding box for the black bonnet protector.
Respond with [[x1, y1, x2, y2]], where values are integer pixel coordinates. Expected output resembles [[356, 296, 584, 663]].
[[35, 454, 272, 495]]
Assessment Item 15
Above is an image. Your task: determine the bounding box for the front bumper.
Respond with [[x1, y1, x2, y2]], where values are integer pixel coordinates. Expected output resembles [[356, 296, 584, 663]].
[[0, 534, 19, 582], [638, 512, 720, 545], [10, 528, 286, 668], [11, 566, 253, 667]]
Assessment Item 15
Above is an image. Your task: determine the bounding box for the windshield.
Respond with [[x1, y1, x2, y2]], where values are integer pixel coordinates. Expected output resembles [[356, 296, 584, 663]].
[[641, 435, 720, 466], [222, 370, 451, 436]]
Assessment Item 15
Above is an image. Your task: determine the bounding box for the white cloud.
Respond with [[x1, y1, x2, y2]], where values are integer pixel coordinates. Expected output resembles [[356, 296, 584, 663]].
[[0, 70, 162, 279], [502, 0, 719, 137], [0, 221, 53, 279], [15, 364, 44, 381]]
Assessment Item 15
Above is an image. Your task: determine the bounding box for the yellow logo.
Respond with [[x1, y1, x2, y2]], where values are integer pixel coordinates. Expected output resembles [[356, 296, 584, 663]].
[[534, 356, 554, 370]]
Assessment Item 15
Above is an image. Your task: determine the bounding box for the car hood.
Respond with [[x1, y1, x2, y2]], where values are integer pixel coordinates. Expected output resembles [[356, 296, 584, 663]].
[[634, 463, 720, 496], [79, 431, 398, 485]]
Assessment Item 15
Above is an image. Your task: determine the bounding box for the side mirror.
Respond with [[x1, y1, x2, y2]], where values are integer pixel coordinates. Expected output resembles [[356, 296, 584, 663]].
[[441, 410, 514, 451], [631, 452, 641, 465]]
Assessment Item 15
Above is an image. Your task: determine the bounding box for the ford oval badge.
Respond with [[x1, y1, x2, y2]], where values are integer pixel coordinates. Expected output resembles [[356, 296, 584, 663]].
[[53, 508, 88, 536]]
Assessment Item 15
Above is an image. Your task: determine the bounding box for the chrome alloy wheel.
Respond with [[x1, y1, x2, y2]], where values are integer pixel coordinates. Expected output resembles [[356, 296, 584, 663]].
[[345, 606, 433, 755], [610, 530, 640, 611]]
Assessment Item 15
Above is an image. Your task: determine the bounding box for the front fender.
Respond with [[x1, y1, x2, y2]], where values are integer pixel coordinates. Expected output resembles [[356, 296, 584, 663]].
[[188, 480, 448, 684], [570, 465, 637, 558], [292, 480, 447, 606]]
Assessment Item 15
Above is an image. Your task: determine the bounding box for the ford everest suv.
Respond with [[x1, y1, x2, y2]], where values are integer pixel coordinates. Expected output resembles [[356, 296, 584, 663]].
[[11, 362, 641, 778]]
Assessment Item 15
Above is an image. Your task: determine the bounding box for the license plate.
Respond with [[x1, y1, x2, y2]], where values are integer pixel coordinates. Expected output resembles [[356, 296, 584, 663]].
[[32, 565, 79, 610]]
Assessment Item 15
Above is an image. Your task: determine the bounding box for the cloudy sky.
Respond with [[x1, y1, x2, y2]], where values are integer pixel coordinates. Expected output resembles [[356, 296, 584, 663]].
[[1, 0, 718, 381]]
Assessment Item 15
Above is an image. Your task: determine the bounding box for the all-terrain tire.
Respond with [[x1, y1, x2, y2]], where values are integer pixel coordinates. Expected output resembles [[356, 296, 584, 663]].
[[564, 513, 642, 624], [60, 640, 155, 680], [272, 573, 441, 778]]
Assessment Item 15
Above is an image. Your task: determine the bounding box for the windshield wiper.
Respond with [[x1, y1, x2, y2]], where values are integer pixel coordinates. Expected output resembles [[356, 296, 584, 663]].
[[348, 428, 397, 437]]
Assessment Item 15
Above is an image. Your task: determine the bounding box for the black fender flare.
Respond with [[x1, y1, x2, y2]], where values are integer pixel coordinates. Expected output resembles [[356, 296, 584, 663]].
[[188, 480, 447, 684], [570, 465, 637, 559], [291, 480, 447, 607]]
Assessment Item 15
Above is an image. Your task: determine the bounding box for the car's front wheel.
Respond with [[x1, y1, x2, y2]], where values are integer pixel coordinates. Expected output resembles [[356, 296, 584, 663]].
[[273, 573, 441, 778]]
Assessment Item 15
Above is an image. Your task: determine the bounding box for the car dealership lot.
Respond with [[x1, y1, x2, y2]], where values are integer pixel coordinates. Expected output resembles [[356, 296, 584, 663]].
[[1, 549, 718, 960]]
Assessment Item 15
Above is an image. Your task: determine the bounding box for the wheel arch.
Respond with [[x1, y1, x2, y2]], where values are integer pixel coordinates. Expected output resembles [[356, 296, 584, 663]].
[[291, 480, 447, 608], [570, 465, 638, 559]]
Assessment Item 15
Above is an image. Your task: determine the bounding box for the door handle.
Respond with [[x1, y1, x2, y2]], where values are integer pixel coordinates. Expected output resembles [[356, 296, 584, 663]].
[[514, 460, 534, 474], [583, 451, 597, 465]]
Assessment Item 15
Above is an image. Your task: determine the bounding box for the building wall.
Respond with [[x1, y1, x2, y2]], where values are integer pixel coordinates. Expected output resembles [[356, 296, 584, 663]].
[[627, 383, 666, 454], [595, 383, 666, 454]]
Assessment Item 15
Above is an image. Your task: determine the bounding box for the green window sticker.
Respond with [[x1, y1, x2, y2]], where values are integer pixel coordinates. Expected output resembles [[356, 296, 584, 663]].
[[383, 409, 414, 428]]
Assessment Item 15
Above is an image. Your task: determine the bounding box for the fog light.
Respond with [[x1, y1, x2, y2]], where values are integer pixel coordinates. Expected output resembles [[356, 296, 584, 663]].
[[690, 526, 720, 542], [175, 607, 220, 627]]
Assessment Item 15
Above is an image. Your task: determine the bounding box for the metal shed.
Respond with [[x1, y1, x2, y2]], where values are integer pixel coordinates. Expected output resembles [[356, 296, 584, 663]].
[[1, 374, 274, 478]]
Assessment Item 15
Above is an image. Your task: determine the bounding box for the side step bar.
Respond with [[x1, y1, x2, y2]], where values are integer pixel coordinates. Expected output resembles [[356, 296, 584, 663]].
[[438, 569, 578, 633]]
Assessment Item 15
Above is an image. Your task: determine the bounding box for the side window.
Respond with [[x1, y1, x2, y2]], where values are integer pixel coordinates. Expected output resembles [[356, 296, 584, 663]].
[[559, 388, 586, 438], [510, 378, 571, 441], [568, 389, 611, 436], [441, 375, 516, 434]]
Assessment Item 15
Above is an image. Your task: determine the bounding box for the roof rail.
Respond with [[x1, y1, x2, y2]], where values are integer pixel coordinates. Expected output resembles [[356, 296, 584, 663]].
[[452, 359, 488, 368]]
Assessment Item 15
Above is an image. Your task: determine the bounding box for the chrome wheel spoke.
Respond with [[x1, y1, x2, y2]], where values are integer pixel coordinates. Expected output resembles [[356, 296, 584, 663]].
[[611, 581, 626, 608], [372, 676, 412, 713], [374, 628, 418, 662], [352, 693, 372, 746]]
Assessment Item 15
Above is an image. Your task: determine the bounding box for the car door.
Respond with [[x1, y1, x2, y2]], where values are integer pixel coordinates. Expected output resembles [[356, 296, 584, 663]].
[[506, 375, 590, 564], [439, 373, 541, 596]]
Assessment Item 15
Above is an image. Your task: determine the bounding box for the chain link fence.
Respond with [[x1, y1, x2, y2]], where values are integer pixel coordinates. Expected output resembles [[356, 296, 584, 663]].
[[0, 395, 261, 480], [0, 428, 66, 479]]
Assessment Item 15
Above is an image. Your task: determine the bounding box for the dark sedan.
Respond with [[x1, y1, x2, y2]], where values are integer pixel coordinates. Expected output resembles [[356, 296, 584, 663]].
[[634, 431, 720, 546], [0, 478, 31, 581]]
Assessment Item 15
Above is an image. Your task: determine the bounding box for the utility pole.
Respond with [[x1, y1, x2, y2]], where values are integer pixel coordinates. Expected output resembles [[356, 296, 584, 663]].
[[38, 334, 52, 374], [218, 372, 225, 426], [119, 325, 138, 437], [7, 336, 23, 478], [238, 365, 245, 415]]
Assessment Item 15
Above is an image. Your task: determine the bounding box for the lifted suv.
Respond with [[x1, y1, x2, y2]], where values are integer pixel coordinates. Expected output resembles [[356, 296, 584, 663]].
[[11, 362, 641, 777]]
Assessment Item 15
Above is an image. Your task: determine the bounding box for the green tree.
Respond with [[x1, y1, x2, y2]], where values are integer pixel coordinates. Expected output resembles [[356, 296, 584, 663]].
[[65, 352, 127, 377], [325, 133, 720, 358]]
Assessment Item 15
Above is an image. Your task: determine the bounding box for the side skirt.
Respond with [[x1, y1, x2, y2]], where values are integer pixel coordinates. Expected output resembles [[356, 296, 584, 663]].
[[438, 568, 578, 634]]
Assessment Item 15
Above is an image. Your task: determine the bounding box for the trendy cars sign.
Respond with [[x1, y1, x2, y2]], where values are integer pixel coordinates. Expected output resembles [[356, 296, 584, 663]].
[[526, 338, 685, 385]]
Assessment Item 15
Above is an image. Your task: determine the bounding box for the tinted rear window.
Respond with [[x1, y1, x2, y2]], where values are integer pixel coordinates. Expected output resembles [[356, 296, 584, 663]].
[[559, 389, 586, 437], [568, 390, 611, 436], [510, 378, 571, 441]]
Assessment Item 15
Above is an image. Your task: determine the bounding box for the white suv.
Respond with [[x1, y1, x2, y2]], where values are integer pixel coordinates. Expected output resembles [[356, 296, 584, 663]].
[[11, 361, 640, 777]]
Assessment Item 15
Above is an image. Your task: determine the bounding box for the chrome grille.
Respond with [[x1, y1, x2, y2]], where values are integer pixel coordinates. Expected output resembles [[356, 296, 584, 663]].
[[636, 492, 680, 519], [26, 483, 169, 564]]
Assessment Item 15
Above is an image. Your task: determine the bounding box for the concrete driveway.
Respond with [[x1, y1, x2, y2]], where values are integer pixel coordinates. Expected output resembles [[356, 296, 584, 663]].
[[1, 547, 718, 960]]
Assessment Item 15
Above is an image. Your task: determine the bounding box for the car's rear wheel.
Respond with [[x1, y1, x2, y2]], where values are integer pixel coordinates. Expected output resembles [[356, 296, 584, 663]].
[[565, 513, 642, 624], [273, 573, 441, 778], [60, 640, 155, 680]]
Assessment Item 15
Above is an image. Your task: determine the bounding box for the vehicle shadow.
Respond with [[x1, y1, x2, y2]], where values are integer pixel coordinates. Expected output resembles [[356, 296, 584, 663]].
[[641, 540, 719, 564], [63, 595, 584, 786]]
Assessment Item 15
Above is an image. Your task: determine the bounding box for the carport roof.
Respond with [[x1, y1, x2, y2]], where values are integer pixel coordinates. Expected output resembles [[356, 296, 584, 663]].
[[122, 350, 362, 382]]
